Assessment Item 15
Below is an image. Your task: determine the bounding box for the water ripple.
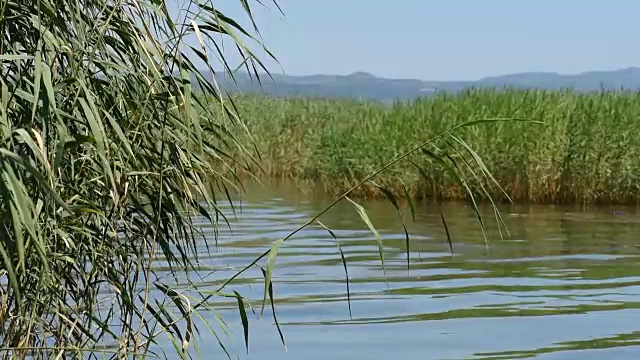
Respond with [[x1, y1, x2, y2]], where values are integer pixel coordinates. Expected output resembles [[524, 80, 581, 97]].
[[153, 185, 640, 359]]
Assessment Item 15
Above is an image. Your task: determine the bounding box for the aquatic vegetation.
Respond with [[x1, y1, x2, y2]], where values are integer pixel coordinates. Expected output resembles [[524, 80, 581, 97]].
[[225, 90, 640, 205], [0, 0, 276, 357]]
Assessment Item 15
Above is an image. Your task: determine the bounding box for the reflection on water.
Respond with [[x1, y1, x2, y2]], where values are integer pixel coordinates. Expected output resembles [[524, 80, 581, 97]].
[[155, 182, 640, 359]]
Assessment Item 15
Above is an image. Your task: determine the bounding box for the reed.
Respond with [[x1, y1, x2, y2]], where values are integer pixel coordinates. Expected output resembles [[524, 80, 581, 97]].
[[0, 0, 275, 357], [225, 89, 640, 205]]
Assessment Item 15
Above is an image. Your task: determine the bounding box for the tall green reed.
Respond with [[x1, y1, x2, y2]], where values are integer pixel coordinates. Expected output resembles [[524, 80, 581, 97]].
[[0, 0, 278, 357], [226, 89, 640, 205]]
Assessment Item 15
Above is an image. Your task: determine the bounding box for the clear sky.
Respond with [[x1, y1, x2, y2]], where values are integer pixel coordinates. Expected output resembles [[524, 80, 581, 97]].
[[178, 0, 640, 81]]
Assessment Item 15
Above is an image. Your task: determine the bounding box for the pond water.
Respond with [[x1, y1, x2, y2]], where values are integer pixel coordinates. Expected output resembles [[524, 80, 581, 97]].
[[157, 182, 640, 359]]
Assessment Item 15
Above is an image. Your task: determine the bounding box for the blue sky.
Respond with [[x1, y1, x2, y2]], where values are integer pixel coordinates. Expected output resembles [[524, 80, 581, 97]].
[[179, 1, 640, 81]]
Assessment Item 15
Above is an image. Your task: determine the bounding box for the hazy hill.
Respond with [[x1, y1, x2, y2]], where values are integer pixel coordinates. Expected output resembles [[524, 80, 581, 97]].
[[212, 67, 640, 102]]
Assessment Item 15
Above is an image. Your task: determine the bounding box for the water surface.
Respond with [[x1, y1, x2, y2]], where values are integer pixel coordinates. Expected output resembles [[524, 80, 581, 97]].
[[157, 182, 640, 359]]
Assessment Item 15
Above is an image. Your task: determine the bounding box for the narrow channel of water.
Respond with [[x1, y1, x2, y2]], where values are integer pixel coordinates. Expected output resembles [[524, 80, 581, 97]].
[[155, 181, 640, 359]]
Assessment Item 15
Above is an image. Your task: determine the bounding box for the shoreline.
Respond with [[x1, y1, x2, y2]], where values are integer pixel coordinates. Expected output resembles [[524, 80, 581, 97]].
[[235, 175, 640, 209]]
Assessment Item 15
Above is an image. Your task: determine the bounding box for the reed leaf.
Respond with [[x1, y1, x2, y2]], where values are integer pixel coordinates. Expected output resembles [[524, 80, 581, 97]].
[[0, 0, 275, 357]]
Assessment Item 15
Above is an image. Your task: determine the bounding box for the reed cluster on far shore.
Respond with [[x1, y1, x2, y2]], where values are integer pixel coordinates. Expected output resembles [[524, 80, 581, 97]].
[[220, 88, 640, 205]]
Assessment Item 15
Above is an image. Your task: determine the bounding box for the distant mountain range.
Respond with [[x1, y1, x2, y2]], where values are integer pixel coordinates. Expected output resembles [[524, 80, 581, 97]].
[[213, 67, 640, 102]]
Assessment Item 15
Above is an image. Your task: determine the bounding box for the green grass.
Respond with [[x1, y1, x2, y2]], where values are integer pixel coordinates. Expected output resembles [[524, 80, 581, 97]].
[[224, 88, 640, 205]]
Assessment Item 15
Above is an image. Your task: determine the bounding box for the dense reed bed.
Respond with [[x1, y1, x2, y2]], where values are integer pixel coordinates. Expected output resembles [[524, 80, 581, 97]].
[[225, 89, 640, 205]]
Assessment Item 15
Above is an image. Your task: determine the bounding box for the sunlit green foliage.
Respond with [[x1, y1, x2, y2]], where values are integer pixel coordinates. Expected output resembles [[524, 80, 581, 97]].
[[226, 89, 640, 204], [0, 0, 276, 357]]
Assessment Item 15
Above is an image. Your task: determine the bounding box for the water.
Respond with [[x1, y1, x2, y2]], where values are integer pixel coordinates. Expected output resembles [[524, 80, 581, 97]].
[[155, 182, 640, 359]]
